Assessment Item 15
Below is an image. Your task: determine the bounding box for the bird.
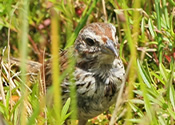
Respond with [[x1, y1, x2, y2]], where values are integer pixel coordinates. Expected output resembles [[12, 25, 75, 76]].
[[45, 22, 125, 125]]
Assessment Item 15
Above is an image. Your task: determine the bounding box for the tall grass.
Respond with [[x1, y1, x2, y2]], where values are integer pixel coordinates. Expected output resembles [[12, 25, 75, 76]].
[[19, 0, 29, 124], [50, 8, 62, 124]]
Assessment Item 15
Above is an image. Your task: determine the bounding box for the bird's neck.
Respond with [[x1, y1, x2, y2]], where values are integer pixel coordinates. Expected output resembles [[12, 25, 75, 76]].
[[76, 58, 113, 75]]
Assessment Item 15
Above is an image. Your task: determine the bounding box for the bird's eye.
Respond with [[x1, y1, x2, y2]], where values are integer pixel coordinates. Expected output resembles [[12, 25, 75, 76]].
[[85, 38, 95, 46]]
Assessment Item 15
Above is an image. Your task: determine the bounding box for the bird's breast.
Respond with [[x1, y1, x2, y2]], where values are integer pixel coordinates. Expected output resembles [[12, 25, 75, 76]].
[[74, 66, 124, 119]]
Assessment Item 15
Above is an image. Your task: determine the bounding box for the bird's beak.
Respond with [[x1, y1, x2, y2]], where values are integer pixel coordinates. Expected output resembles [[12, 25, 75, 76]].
[[105, 39, 119, 58]]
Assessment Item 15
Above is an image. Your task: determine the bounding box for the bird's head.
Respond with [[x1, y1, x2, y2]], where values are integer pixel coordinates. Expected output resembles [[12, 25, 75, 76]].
[[75, 23, 119, 65]]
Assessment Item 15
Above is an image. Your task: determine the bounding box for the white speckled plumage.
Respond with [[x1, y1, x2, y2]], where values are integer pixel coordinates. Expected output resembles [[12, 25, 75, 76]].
[[45, 22, 125, 125]]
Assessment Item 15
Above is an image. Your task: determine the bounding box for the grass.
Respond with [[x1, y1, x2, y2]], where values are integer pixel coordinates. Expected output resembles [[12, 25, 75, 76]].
[[0, 0, 175, 125]]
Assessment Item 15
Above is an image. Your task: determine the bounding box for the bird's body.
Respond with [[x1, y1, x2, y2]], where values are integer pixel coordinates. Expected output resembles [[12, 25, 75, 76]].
[[46, 22, 125, 124], [75, 58, 125, 122], [9, 22, 124, 125]]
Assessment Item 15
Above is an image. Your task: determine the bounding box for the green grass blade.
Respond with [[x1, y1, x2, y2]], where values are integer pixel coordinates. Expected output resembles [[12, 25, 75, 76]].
[[137, 60, 151, 88]]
